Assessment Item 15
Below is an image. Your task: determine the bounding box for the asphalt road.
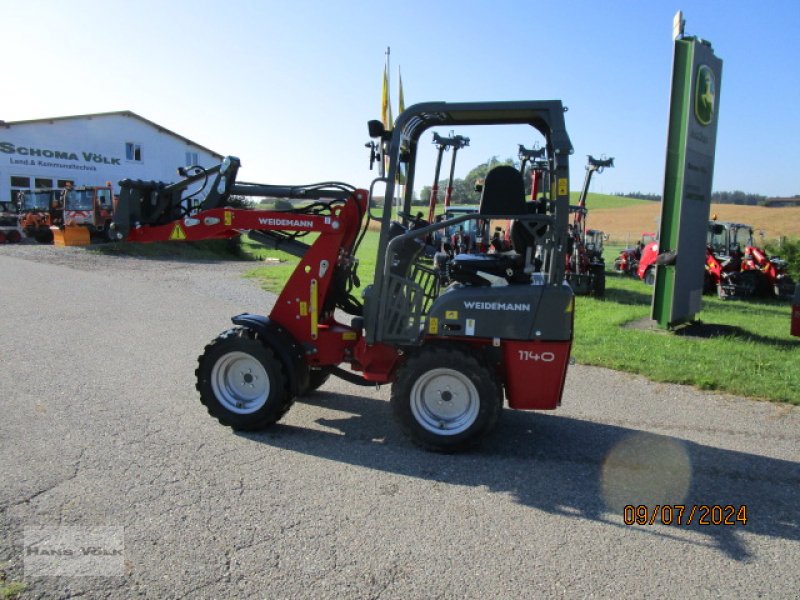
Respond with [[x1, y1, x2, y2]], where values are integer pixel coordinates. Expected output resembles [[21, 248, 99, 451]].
[[1, 248, 798, 599]]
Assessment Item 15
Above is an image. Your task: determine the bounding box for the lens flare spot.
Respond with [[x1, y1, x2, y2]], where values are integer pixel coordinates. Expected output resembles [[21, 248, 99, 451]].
[[601, 432, 692, 513]]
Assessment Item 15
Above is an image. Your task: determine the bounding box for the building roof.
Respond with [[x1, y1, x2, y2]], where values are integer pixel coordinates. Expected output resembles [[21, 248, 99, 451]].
[[0, 111, 223, 159]]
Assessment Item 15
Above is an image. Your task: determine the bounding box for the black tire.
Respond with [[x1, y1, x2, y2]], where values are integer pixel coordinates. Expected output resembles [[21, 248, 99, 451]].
[[703, 271, 716, 295], [196, 327, 292, 430], [591, 265, 606, 297], [390, 346, 502, 452], [6, 229, 21, 244], [644, 267, 656, 286], [303, 368, 332, 394], [736, 270, 761, 298], [34, 230, 53, 244]]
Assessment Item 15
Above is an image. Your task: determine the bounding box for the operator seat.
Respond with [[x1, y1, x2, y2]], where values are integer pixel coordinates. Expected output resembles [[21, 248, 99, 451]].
[[449, 166, 533, 286]]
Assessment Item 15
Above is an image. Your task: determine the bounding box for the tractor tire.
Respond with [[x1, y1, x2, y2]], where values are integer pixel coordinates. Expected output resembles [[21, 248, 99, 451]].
[[591, 265, 606, 297], [703, 272, 716, 295], [644, 267, 656, 286], [391, 346, 502, 453], [6, 229, 21, 244], [34, 230, 53, 244], [737, 270, 762, 298], [303, 368, 332, 395], [196, 327, 292, 431], [0, 231, 5, 244]]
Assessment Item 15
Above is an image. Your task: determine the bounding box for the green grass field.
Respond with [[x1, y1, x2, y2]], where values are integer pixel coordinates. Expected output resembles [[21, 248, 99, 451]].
[[574, 275, 798, 404], [243, 230, 798, 404]]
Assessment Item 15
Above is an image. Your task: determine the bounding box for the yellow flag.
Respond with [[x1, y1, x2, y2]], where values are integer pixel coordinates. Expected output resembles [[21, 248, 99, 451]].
[[398, 67, 405, 116], [381, 64, 393, 128]]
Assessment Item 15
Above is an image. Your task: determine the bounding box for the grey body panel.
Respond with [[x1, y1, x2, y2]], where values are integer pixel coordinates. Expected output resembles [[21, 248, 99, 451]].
[[428, 283, 572, 341]]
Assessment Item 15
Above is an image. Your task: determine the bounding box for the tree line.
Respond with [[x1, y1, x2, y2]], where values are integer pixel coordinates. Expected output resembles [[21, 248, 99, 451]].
[[608, 191, 776, 205]]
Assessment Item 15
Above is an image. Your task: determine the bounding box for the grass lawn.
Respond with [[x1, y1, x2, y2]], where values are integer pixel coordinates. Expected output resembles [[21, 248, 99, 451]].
[[574, 275, 798, 404]]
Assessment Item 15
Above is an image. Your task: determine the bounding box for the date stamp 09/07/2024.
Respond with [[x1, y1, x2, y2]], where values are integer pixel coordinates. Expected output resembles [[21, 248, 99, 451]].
[[623, 504, 748, 526]]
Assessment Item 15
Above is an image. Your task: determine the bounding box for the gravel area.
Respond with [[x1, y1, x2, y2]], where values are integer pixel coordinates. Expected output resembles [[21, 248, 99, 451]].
[[0, 242, 274, 313]]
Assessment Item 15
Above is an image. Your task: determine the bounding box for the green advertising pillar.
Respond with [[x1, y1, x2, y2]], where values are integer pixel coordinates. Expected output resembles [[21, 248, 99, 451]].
[[652, 13, 723, 329]]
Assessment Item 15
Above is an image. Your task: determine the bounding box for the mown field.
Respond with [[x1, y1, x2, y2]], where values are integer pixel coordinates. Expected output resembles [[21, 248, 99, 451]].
[[582, 194, 800, 244]]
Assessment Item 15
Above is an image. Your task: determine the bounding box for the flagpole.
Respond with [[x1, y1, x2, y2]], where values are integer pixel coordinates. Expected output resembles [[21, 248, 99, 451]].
[[384, 47, 397, 214], [385, 47, 391, 112]]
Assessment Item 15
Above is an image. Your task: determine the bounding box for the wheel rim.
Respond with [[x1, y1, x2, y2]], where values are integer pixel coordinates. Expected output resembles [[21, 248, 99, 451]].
[[211, 351, 270, 414], [410, 368, 480, 435]]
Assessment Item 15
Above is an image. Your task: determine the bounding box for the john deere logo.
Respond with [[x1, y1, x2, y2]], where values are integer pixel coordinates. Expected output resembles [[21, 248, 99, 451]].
[[695, 65, 715, 126]]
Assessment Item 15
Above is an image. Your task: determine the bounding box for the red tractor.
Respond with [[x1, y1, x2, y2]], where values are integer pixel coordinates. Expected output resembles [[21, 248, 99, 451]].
[[706, 220, 794, 300], [632, 221, 794, 300], [110, 100, 576, 452]]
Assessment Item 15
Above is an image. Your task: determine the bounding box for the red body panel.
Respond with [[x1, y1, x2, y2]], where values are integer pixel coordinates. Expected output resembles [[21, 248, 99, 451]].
[[637, 241, 659, 279], [502, 340, 572, 410], [351, 340, 402, 383]]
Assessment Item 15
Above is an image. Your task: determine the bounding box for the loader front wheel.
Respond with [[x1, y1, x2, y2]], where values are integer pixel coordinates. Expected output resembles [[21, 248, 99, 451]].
[[196, 327, 292, 430], [391, 347, 502, 452], [303, 368, 332, 395]]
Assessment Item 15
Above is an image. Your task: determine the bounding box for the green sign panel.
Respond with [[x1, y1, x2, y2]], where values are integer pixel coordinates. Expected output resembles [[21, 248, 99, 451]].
[[652, 33, 723, 329]]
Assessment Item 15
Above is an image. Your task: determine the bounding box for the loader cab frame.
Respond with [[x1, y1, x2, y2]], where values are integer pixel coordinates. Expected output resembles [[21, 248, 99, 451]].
[[365, 101, 574, 344]]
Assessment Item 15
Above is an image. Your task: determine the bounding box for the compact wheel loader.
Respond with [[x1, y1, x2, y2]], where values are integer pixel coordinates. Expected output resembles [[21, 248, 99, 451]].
[[111, 101, 575, 452]]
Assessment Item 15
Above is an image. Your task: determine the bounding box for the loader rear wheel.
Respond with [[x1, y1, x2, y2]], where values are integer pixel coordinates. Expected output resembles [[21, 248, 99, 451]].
[[196, 327, 292, 430], [391, 347, 502, 453], [644, 267, 656, 286]]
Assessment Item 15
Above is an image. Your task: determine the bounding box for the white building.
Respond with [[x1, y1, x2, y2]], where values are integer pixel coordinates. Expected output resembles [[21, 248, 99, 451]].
[[0, 111, 222, 202]]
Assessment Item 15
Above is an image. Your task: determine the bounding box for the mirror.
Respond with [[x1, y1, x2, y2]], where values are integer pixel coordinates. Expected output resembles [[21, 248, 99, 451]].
[[367, 120, 385, 139]]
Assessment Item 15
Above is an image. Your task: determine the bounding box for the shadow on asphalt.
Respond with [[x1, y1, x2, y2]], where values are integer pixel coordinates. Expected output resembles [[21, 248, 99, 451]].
[[238, 390, 800, 562]]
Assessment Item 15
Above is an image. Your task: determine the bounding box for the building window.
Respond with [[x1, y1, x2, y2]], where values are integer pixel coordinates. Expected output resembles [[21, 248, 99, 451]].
[[57, 179, 74, 188], [185, 152, 199, 167], [35, 178, 53, 189], [10, 176, 30, 188], [125, 142, 142, 162]]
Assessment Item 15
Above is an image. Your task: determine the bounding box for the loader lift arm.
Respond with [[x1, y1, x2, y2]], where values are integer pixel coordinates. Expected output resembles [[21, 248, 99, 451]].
[[112, 155, 371, 340]]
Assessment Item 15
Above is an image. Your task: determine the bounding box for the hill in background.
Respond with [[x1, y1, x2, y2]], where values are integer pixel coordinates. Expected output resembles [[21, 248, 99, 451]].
[[580, 192, 800, 244]]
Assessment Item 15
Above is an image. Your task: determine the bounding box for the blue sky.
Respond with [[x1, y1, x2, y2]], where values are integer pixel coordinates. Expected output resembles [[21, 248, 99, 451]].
[[3, 0, 798, 197]]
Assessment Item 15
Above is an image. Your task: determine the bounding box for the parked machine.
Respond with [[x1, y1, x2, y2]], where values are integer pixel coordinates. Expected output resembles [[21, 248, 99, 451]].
[[613, 232, 657, 277], [52, 184, 115, 246], [632, 220, 794, 300], [0, 201, 22, 244], [564, 155, 613, 296], [705, 220, 794, 300], [110, 100, 575, 452], [425, 131, 470, 224], [17, 188, 63, 243]]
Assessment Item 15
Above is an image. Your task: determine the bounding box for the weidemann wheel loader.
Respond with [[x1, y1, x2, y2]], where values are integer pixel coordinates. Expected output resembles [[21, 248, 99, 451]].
[[110, 101, 575, 452]]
